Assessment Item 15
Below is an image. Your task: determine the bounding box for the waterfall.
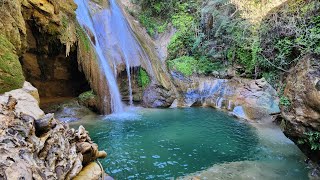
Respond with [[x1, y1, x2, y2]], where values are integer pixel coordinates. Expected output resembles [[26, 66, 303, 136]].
[[93, 0, 153, 106], [75, 0, 124, 113], [75, 0, 161, 112]]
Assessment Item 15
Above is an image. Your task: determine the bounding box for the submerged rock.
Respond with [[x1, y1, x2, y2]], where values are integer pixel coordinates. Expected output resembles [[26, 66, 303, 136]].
[[0, 84, 107, 179]]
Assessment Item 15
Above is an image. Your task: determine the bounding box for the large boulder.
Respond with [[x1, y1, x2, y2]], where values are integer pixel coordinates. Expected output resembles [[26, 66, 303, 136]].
[[142, 84, 176, 108], [281, 54, 320, 161], [0, 81, 44, 119]]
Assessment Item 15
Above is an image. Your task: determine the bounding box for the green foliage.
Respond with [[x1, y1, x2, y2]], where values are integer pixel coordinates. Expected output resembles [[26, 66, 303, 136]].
[[135, 0, 320, 87], [295, 15, 320, 55], [298, 131, 320, 151], [137, 68, 150, 89], [138, 13, 156, 36], [168, 55, 222, 76], [278, 84, 291, 108], [280, 96, 291, 107], [168, 31, 194, 59], [137, 11, 168, 36], [133, 0, 193, 36], [172, 13, 194, 32], [262, 71, 280, 88], [168, 56, 197, 76], [197, 57, 223, 75], [271, 37, 295, 69], [0, 35, 25, 94]]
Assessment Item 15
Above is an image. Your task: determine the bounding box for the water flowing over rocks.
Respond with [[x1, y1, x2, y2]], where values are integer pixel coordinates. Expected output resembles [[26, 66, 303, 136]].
[[0, 83, 108, 179], [281, 54, 320, 162], [171, 72, 280, 121]]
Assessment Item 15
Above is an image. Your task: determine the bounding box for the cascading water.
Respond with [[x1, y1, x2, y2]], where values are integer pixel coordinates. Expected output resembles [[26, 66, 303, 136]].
[[75, 0, 124, 113], [89, 0, 156, 106]]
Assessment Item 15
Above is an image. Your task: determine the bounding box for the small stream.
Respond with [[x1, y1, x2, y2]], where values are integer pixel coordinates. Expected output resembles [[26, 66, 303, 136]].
[[70, 108, 309, 179]]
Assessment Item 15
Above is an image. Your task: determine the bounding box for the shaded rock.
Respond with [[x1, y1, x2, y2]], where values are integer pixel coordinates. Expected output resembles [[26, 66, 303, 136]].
[[281, 54, 320, 162], [20, 0, 90, 102], [142, 84, 176, 108], [34, 113, 56, 136]]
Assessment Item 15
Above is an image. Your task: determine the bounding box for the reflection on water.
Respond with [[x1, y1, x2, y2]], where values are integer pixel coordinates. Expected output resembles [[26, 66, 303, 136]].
[[70, 108, 309, 180]]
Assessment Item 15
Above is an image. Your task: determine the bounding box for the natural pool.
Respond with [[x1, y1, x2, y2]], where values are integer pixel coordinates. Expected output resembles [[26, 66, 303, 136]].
[[70, 108, 309, 179]]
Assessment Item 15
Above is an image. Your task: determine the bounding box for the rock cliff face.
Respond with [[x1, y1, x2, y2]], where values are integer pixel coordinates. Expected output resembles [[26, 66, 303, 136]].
[[0, 82, 107, 179], [20, 0, 91, 99], [0, 0, 107, 112], [0, 0, 92, 99], [281, 54, 320, 161]]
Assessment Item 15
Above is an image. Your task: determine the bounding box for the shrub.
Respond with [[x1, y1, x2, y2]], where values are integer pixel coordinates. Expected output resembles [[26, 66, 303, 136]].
[[280, 96, 291, 107], [298, 131, 320, 151], [197, 56, 222, 75], [168, 56, 197, 76], [137, 68, 150, 89]]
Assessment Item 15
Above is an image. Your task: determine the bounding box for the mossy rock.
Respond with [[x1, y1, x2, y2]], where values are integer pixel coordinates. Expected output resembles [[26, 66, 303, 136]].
[[78, 90, 99, 112], [0, 35, 25, 94], [78, 90, 96, 103]]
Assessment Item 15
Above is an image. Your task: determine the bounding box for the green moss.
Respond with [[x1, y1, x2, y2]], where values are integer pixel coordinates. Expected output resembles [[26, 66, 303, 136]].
[[78, 90, 96, 102], [168, 56, 197, 76], [62, 15, 69, 29], [137, 68, 150, 89], [0, 35, 25, 94], [76, 25, 91, 52]]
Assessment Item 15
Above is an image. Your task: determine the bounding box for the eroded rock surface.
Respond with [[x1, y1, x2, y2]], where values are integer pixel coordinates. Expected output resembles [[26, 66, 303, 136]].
[[0, 85, 107, 179], [281, 54, 320, 161], [142, 83, 176, 108], [171, 72, 280, 121]]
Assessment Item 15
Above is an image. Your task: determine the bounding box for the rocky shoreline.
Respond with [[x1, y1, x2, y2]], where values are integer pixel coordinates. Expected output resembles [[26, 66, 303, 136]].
[[0, 82, 110, 179]]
